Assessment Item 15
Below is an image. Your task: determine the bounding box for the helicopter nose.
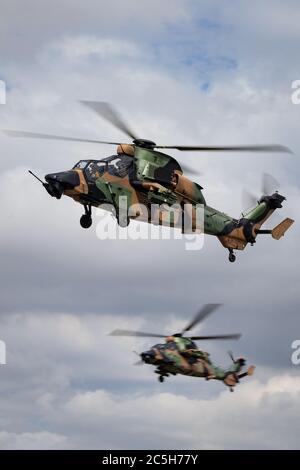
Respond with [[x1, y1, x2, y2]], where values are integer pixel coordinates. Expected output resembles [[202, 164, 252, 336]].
[[45, 171, 80, 189], [141, 350, 156, 364]]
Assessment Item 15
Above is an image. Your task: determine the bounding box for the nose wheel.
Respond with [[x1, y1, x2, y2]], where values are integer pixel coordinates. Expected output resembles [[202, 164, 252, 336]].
[[228, 249, 236, 263], [80, 205, 92, 229]]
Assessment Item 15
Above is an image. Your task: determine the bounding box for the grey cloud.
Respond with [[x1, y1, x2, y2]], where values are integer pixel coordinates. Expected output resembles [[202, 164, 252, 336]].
[[0, 0, 300, 450], [1, 312, 300, 449]]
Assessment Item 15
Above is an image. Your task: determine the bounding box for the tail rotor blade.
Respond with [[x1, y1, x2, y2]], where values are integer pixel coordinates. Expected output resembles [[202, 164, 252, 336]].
[[242, 172, 281, 212], [242, 189, 258, 210], [228, 350, 235, 362], [262, 172, 280, 195]]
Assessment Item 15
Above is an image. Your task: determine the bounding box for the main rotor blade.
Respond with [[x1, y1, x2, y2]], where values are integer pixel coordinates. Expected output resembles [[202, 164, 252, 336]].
[[179, 162, 202, 176], [2, 129, 121, 146], [262, 172, 280, 195], [80, 101, 138, 141], [156, 144, 293, 153], [190, 333, 241, 341], [228, 350, 235, 362], [109, 329, 166, 339], [181, 303, 222, 335]]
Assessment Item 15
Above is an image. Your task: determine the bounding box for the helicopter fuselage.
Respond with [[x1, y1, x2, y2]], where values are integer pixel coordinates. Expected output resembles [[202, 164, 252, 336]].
[[140, 336, 250, 389], [44, 146, 293, 262]]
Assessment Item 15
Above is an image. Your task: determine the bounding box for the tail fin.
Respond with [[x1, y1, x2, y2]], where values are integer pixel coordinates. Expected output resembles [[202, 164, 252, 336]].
[[271, 218, 294, 240], [243, 193, 291, 242], [223, 363, 255, 391], [223, 357, 247, 390]]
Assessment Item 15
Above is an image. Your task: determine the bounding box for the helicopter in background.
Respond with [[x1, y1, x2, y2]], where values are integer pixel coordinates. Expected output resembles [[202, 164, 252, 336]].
[[3, 101, 294, 262], [110, 303, 255, 392]]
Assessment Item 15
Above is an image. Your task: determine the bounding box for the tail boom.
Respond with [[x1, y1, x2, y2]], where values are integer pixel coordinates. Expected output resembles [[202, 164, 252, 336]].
[[217, 192, 293, 251]]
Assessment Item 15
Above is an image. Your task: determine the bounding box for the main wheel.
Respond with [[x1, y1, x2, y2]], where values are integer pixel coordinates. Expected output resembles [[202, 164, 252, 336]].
[[80, 214, 92, 229], [228, 252, 236, 263]]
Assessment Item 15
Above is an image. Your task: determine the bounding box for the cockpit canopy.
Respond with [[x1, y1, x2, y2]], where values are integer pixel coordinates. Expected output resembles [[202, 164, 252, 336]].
[[73, 155, 134, 180], [153, 342, 178, 351], [73, 160, 90, 169], [153, 338, 198, 351]]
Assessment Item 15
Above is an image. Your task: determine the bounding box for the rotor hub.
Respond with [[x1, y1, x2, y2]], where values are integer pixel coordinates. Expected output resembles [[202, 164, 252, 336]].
[[133, 139, 156, 149]]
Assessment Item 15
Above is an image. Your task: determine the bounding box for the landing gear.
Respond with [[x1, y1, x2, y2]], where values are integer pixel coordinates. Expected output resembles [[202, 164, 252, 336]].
[[155, 368, 169, 382], [80, 205, 92, 229], [80, 214, 92, 229], [228, 249, 236, 263], [117, 212, 130, 227]]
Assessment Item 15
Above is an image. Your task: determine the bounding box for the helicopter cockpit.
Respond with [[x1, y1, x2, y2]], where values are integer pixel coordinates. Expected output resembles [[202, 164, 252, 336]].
[[73, 160, 90, 169], [73, 155, 134, 182], [153, 341, 178, 351]]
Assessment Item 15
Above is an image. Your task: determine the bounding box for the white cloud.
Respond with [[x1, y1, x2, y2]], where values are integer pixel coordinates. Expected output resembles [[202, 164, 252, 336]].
[[58, 37, 143, 61], [0, 311, 299, 449], [0, 431, 66, 450], [0, 0, 300, 450], [60, 374, 300, 449]]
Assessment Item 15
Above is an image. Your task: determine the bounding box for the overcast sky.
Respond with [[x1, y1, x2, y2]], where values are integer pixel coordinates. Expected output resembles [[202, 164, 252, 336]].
[[0, 0, 300, 449]]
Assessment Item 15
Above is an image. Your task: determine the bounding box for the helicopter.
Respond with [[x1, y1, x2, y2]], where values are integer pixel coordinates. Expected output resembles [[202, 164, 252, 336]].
[[110, 303, 255, 392], [3, 101, 294, 262]]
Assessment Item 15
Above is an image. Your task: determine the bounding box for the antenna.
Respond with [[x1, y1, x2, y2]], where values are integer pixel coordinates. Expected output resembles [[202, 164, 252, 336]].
[[28, 170, 45, 185]]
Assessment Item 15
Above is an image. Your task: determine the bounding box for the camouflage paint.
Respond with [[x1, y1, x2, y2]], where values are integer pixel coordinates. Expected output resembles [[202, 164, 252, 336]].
[[46, 145, 294, 255], [143, 336, 254, 390]]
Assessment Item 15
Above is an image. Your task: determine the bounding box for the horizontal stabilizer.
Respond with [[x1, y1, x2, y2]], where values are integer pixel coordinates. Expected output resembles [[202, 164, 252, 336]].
[[238, 365, 255, 379], [247, 365, 255, 376], [271, 218, 294, 240]]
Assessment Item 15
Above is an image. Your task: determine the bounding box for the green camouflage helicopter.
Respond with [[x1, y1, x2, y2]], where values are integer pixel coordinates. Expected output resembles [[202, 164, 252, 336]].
[[4, 101, 294, 262], [110, 304, 255, 392]]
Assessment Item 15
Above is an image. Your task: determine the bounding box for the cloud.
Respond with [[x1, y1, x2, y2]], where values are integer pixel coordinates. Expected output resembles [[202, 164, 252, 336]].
[[0, 0, 300, 450], [0, 0, 191, 63], [60, 374, 300, 449], [58, 37, 143, 61], [0, 311, 299, 450], [0, 431, 67, 450]]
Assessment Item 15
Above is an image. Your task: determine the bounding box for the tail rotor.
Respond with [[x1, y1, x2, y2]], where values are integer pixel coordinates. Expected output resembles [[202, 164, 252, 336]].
[[242, 172, 281, 212]]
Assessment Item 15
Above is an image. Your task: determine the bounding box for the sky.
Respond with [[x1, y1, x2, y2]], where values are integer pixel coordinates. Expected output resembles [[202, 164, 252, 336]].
[[0, 0, 300, 449]]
